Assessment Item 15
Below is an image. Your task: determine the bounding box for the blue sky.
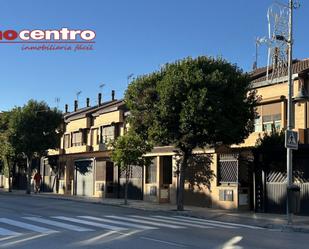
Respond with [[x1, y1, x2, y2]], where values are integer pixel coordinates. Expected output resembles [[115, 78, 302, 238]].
[[0, 0, 308, 111]]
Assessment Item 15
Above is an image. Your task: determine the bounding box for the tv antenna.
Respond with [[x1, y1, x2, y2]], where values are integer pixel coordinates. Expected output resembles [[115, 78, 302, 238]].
[[127, 73, 134, 86], [253, 37, 268, 70], [76, 91, 82, 102], [99, 83, 105, 93], [55, 97, 60, 109]]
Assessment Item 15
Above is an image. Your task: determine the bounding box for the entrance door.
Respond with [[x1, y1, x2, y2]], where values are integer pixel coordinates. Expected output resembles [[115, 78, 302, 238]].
[[160, 156, 172, 203], [105, 161, 114, 198]]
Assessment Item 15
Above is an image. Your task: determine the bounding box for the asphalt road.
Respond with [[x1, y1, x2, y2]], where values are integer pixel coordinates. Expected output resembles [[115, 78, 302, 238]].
[[0, 193, 308, 249]]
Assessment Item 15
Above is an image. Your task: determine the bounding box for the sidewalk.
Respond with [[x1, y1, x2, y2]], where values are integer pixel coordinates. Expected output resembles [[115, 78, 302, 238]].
[[2, 189, 309, 233]]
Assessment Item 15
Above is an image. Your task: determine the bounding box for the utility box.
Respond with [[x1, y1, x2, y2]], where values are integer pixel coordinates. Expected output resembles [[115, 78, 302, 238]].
[[287, 184, 300, 214]]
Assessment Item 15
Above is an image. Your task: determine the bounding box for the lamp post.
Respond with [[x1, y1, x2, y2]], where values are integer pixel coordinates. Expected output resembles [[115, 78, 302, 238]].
[[275, 0, 295, 224], [286, 0, 293, 225]]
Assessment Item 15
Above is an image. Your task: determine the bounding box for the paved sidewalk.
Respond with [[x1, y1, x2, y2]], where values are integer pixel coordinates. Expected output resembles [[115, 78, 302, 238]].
[[2, 188, 309, 233]]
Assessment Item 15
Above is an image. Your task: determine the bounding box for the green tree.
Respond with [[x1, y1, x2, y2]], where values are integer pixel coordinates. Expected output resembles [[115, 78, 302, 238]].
[[126, 56, 257, 210], [0, 112, 16, 192], [111, 130, 152, 205], [253, 130, 286, 172], [10, 100, 63, 194]]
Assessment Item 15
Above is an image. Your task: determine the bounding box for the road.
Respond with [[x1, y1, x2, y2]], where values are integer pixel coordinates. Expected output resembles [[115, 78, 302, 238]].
[[0, 193, 308, 249]]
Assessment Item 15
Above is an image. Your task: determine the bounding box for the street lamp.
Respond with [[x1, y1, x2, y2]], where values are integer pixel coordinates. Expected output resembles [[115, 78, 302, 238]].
[[274, 0, 295, 225]]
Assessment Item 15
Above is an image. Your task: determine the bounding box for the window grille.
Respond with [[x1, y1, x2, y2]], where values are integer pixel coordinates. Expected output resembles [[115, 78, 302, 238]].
[[218, 154, 238, 184]]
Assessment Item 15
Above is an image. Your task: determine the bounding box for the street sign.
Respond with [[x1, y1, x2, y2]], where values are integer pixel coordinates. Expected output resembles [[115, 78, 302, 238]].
[[285, 130, 298, 150]]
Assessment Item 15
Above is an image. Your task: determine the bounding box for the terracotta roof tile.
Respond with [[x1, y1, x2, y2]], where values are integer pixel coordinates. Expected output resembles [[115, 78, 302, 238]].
[[250, 59, 309, 84]]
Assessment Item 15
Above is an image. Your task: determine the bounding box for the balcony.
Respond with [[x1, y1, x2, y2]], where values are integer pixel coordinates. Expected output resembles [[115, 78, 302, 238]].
[[47, 148, 64, 156], [65, 144, 91, 154], [92, 143, 111, 151]]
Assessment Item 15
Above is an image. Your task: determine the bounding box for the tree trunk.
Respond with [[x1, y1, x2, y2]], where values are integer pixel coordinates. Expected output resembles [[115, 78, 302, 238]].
[[6, 157, 12, 192], [8, 162, 11, 192], [124, 165, 129, 205], [26, 156, 32, 194], [177, 152, 188, 211]]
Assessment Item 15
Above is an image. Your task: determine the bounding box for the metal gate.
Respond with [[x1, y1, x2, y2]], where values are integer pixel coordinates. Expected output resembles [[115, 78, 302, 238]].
[[119, 165, 143, 200], [255, 169, 309, 215]]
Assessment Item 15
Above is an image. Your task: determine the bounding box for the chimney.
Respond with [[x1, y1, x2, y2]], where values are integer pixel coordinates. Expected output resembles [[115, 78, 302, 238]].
[[86, 98, 90, 107], [65, 104, 68, 113], [98, 93, 102, 106], [112, 90, 115, 101], [74, 100, 78, 111]]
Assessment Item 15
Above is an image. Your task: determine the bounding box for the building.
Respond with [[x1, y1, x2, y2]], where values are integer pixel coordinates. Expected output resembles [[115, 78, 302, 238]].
[[244, 58, 309, 214], [45, 59, 309, 213], [46, 92, 131, 198]]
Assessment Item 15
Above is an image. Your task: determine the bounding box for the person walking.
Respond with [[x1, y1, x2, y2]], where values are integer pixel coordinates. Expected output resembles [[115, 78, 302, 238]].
[[33, 171, 42, 193]]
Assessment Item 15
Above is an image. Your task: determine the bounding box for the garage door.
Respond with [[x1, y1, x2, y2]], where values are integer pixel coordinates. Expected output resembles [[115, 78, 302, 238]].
[[75, 159, 94, 197]]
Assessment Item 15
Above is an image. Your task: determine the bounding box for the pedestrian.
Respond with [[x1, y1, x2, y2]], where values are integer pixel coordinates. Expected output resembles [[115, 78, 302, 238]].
[[33, 171, 42, 193]]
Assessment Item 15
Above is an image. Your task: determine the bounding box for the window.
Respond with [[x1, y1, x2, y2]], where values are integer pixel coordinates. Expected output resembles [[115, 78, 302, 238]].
[[64, 134, 70, 148], [255, 103, 282, 132], [262, 114, 281, 132], [254, 117, 262, 132], [72, 131, 83, 146], [100, 125, 115, 144], [218, 154, 238, 185], [146, 157, 157, 184]]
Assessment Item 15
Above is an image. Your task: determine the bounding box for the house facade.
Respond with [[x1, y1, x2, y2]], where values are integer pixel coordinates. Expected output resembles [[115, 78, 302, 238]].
[[244, 59, 309, 214], [44, 59, 309, 213]]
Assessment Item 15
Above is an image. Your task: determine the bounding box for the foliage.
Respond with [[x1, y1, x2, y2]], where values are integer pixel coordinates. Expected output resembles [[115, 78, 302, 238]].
[[110, 130, 152, 204], [10, 100, 63, 158], [0, 100, 63, 193], [254, 130, 286, 172], [111, 130, 152, 172], [125, 56, 257, 210], [126, 56, 257, 149], [0, 112, 16, 184]]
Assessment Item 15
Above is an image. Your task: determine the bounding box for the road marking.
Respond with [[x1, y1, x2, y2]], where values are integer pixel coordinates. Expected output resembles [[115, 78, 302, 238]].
[[23, 217, 94, 232], [140, 236, 188, 248], [105, 215, 185, 229], [160, 216, 237, 229], [174, 216, 264, 230], [0, 218, 56, 234], [0, 234, 48, 248], [221, 236, 243, 249], [0, 227, 21, 236], [78, 216, 157, 230], [130, 215, 212, 229], [53, 216, 126, 231], [154, 215, 237, 229]]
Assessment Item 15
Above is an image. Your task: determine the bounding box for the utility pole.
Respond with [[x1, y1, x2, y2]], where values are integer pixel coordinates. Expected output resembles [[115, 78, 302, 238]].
[[286, 0, 293, 225]]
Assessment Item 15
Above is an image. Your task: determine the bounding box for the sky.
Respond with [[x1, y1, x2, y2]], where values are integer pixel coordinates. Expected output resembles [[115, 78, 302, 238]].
[[0, 0, 308, 111]]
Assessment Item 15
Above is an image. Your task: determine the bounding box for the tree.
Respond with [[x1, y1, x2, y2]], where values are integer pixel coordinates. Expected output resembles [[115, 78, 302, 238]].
[[253, 130, 286, 172], [10, 100, 63, 194], [0, 112, 16, 192], [126, 56, 257, 210], [111, 130, 152, 205]]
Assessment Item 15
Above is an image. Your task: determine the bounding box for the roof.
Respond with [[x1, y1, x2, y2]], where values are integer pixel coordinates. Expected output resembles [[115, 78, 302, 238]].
[[250, 58, 309, 85], [64, 99, 126, 122]]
